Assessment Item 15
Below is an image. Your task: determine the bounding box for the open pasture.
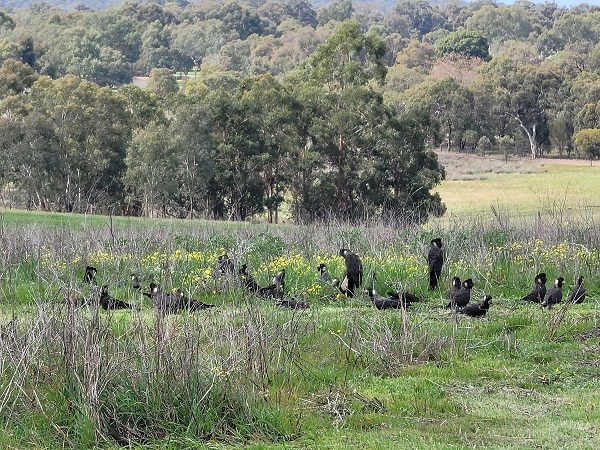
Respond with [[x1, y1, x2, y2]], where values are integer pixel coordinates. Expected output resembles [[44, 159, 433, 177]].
[[433, 153, 600, 221], [0, 204, 599, 449]]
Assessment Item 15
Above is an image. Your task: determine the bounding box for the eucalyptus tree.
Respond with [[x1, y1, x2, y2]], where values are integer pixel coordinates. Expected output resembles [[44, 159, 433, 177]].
[[0, 58, 38, 99], [44, 75, 129, 211], [170, 18, 239, 73], [475, 57, 563, 158], [380, 33, 407, 67], [574, 128, 600, 162], [205, 1, 266, 40], [360, 110, 446, 222], [38, 25, 133, 86], [83, 9, 142, 64], [255, 0, 289, 29], [170, 21, 206, 73], [437, 0, 472, 31], [383, 66, 427, 111], [274, 25, 324, 69], [576, 100, 600, 131], [5, 75, 130, 212], [117, 85, 165, 130], [0, 39, 22, 65], [217, 39, 252, 74], [317, 0, 354, 26], [192, 64, 243, 92], [538, 10, 600, 56], [9, 3, 68, 48], [465, 4, 534, 45], [136, 20, 187, 74], [122, 81, 209, 218], [289, 19, 445, 222], [402, 77, 475, 152], [241, 74, 300, 223], [385, 0, 446, 39], [205, 88, 265, 220], [546, 41, 593, 79], [120, 2, 177, 26], [248, 35, 282, 75], [588, 43, 600, 72], [297, 20, 387, 218], [0, 9, 15, 32], [279, 0, 318, 27], [394, 39, 436, 73], [283, 80, 327, 223], [550, 112, 574, 157], [146, 67, 179, 99], [169, 97, 215, 218], [124, 123, 179, 217], [0, 111, 58, 210], [435, 30, 489, 60], [570, 72, 600, 112]]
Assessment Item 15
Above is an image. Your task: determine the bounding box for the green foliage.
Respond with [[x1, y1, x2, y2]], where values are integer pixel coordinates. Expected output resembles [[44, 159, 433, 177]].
[[41, 26, 133, 86], [84, 9, 141, 64], [117, 85, 163, 129], [135, 20, 188, 75], [288, 21, 444, 222], [576, 101, 600, 130], [388, 0, 446, 38], [249, 232, 287, 258], [402, 77, 474, 152], [393, 40, 436, 72], [0, 9, 16, 30], [317, 0, 354, 26], [435, 30, 489, 59], [208, 1, 266, 40], [305, 20, 387, 88], [476, 59, 563, 158], [147, 68, 179, 98], [465, 4, 533, 44], [204, 88, 266, 220], [1, 75, 129, 212], [0, 59, 38, 99], [124, 123, 178, 217], [573, 128, 600, 160]]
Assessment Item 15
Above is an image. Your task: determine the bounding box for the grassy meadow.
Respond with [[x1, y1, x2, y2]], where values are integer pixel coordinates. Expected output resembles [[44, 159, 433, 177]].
[[434, 152, 600, 219], [0, 154, 599, 449]]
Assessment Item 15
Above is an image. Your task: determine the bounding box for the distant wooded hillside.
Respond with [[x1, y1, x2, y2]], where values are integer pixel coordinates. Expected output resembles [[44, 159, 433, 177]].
[[2, 0, 600, 221], [0, 0, 121, 10], [0, 1, 587, 13]]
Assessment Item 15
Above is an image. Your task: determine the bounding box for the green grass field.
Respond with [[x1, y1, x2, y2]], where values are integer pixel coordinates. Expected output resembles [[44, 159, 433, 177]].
[[0, 155, 599, 449], [434, 153, 600, 219]]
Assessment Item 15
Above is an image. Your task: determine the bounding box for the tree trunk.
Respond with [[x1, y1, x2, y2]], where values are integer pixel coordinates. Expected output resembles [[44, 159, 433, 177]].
[[510, 113, 538, 158], [336, 134, 348, 214], [446, 121, 452, 152]]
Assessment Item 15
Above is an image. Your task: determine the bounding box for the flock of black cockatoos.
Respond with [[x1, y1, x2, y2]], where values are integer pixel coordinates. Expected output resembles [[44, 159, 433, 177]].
[[62, 265, 215, 314], [433, 236, 586, 316], [238, 264, 309, 309], [438, 237, 586, 316], [62, 238, 588, 316], [520, 273, 585, 307]]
